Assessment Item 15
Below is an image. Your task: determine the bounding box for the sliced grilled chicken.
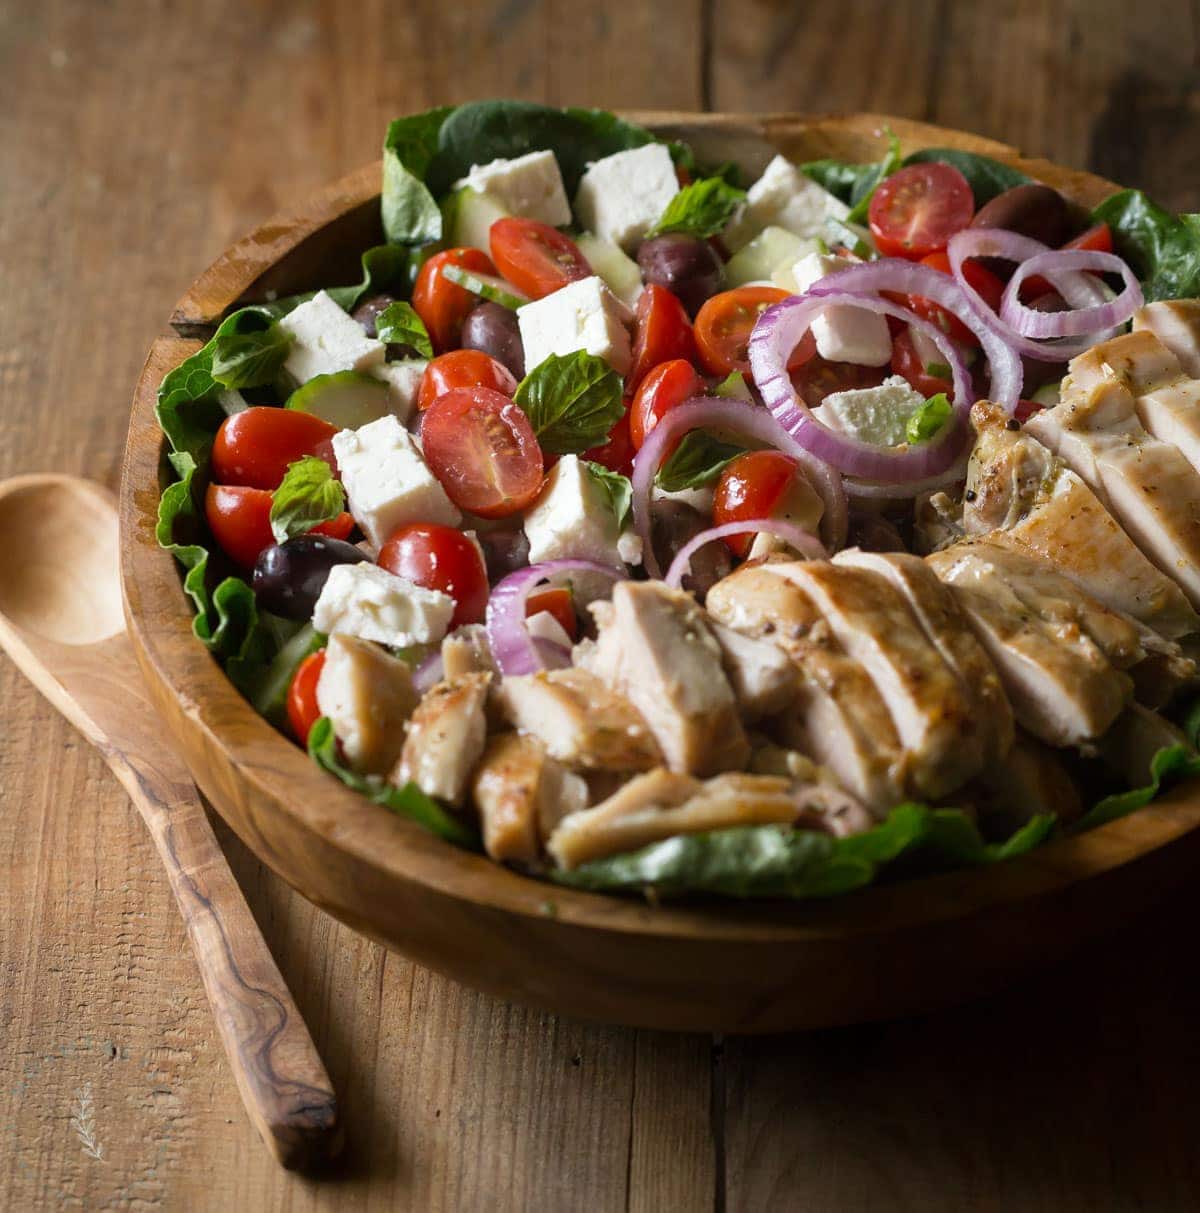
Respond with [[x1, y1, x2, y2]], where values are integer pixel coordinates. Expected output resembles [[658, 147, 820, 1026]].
[[471, 732, 589, 864], [1134, 298, 1200, 376], [392, 672, 491, 806], [965, 731, 1083, 826], [494, 667, 662, 771], [441, 624, 495, 679], [913, 490, 965, 554], [584, 581, 750, 776], [707, 620, 800, 720], [315, 634, 419, 775], [1099, 703, 1191, 789]]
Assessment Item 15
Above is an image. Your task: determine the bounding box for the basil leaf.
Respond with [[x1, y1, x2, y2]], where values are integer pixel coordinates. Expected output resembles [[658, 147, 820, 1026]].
[[801, 158, 876, 203], [902, 147, 1032, 206], [656, 430, 744, 492], [649, 177, 747, 240], [1091, 189, 1200, 302], [845, 126, 901, 223], [906, 392, 952, 444], [375, 301, 433, 357], [513, 351, 625, 454], [582, 461, 632, 530], [210, 324, 291, 390], [382, 106, 454, 245], [269, 456, 345, 543]]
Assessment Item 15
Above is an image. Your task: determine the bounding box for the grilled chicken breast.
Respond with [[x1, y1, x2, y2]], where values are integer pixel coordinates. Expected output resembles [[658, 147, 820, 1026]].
[[1099, 703, 1192, 788], [705, 621, 800, 720], [965, 731, 1083, 826], [1135, 299, 1200, 377], [393, 672, 492, 806]]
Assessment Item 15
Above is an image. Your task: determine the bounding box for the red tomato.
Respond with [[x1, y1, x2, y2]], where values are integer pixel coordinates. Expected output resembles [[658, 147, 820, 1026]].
[[205, 484, 353, 570], [212, 408, 338, 491], [413, 247, 498, 353], [793, 356, 890, 408], [378, 523, 488, 628], [868, 162, 975, 259], [421, 387, 544, 519], [713, 451, 814, 558], [489, 218, 591, 300], [889, 329, 955, 399], [629, 284, 698, 389], [909, 251, 1004, 345], [581, 409, 635, 476], [694, 286, 799, 377], [287, 650, 326, 746], [629, 359, 704, 452], [525, 586, 577, 642], [1019, 222, 1115, 300], [1014, 399, 1044, 423], [417, 349, 518, 412]]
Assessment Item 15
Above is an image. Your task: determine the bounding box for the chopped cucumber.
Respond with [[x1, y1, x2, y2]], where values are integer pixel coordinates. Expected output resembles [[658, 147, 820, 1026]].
[[725, 225, 818, 290], [1032, 380, 1062, 407], [286, 370, 393, 429], [442, 186, 509, 253], [251, 624, 324, 727], [575, 232, 643, 308], [441, 263, 530, 309]]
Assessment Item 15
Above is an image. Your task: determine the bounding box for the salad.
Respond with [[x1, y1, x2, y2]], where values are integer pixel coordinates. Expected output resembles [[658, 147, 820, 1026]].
[[157, 100, 1200, 901]]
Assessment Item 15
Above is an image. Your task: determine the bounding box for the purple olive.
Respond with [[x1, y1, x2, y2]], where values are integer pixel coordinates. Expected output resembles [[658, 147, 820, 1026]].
[[636, 234, 723, 317], [253, 535, 366, 620], [461, 302, 525, 379]]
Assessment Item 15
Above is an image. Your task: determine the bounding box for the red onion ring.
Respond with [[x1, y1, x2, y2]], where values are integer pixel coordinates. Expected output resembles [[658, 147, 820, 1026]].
[[631, 397, 848, 578], [665, 520, 827, 588], [999, 248, 1143, 338], [843, 456, 970, 500]]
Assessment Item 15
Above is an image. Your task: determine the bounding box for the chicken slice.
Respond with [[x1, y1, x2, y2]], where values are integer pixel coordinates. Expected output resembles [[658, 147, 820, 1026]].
[[964, 731, 1082, 828], [470, 732, 589, 864], [1099, 703, 1191, 789], [707, 620, 800, 720], [392, 672, 491, 806], [1134, 298, 1200, 377], [315, 634, 419, 775], [441, 624, 494, 679], [584, 581, 750, 776], [494, 667, 662, 772]]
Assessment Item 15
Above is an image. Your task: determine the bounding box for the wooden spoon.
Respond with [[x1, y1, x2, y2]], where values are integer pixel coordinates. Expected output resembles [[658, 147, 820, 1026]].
[[0, 473, 342, 1170]]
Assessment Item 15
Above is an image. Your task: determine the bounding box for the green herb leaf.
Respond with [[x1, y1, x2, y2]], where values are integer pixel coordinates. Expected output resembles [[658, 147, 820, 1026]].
[[582, 461, 632, 530], [1071, 744, 1200, 833], [269, 456, 345, 543], [906, 392, 952, 444], [901, 147, 1032, 206], [845, 126, 902, 223], [1091, 189, 1200, 302], [924, 361, 952, 379], [382, 106, 454, 245], [210, 324, 291, 390], [513, 351, 625, 454], [656, 430, 745, 492], [649, 176, 747, 239], [375, 301, 433, 357]]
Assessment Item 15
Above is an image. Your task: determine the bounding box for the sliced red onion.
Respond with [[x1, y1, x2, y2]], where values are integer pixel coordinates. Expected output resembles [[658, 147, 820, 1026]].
[[413, 650, 444, 693], [844, 455, 970, 500], [485, 560, 622, 676], [665, 520, 827, 588], [631, 397, 848, 578], [1000, 248, 1142, 338]]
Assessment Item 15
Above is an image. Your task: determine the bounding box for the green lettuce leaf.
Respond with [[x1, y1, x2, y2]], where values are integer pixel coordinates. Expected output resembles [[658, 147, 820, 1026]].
[[513, 350, 625, 454], [649, 177, 746, 240], [210, 324, 291, 390], [1071, 744, 1200, 833], [269, 456, 345, 543], [1091, 189, 1200, 302], [374, 300, 433, 357]]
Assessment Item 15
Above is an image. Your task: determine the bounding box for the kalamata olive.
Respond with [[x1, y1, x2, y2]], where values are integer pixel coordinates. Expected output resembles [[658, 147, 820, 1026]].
[[636, 234, 723, 317], [970, 184, 1071, 248], [351, 293, 397, 338], [846, 509, 907, 553], [477, 526, 530, 582], [1019, 291, 1069, 392], [461, 302, 525, 379], [253, 535, 367, 620], [650, 501, 731, 597]]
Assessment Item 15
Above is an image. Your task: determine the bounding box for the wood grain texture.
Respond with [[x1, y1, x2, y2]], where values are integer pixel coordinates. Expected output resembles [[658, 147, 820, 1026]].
[[3, 0, 1200, 1209]]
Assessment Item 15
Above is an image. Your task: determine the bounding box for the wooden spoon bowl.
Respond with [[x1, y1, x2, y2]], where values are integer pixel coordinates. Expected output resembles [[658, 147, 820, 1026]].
[[121, 113, 1200, 1032]]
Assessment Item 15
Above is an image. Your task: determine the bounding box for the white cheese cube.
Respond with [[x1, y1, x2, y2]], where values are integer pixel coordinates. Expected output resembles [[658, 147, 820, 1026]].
[[454, 150, 572, 227], [279, 290, 386, 385], [792, 252, 893, 367], [820, 375, 928, 447], [313, 563, 454, 648], [517, 275, 633, 375], [573, 144, 679, 252], [724, 155, 850, 252], [525, 610, 574, 652], [332, 414, 460, 549], [370, 359, 428, 424]]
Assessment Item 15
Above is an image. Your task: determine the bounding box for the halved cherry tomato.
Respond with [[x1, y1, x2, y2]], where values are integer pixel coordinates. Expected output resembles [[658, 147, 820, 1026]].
[[793, 356, 890, 408], [868, 163, 974, 259], [378, 523, 488, 628], [212, 408, 338, 491], [489, 218, 591, 300], [581, 409, 635, 476], [629, 284, 697, 389], [908, 251, 1004, 345], [694, 286, 800, 377], [629, 359, 704, 452], [713, 451, 821, 558], [413, 247, 498, 353], [287, 650, 326, 746], [421, 386, 544, 519], [1014, 399, 1044, 423], [416, 349, 518, 412], [205, 484, 353, 570], [1019, 221, 1115, 300], [525, 586, 577, 642], [889, 329, 954, 399]]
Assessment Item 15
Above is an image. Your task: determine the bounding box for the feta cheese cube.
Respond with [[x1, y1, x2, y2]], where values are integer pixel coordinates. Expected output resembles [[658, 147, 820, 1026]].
[[573, 144, 679, 252], [792, 252, 893, 367], [370, 359, 428, 424], [332, 414, 460, 549], [313, 562, 455, 648], [517, 275, 633, 375], [454, 150, 572, 227], [525, 610, 574, 651], [279, 290, 385, 384], [724, 155, 850, 252], [821, 375, 928, 447]]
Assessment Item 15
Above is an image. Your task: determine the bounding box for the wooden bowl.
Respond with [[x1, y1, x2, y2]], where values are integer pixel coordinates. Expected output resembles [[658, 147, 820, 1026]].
[[120, 113, 1200, 1033]]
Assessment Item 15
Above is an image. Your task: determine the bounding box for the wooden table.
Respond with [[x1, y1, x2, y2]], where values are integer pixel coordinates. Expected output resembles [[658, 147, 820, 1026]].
[[3, 2, 1200, 1208]]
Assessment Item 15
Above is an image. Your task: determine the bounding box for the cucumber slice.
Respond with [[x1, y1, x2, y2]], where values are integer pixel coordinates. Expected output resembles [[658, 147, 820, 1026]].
[[575, 232, 643, 308], [725, 225, 819, 290], [286, 370, 392, 429], [1032, 380, 1062, 407], [441, 263, 530, 309], [442, 186, 509, 253], [251, 624, 325, 727]]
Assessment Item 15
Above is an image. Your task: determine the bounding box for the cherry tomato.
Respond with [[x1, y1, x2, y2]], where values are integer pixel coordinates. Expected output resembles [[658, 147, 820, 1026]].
[[629, 284, 698, 389], [908, 251, 1004, 345], [713, 451, 820, 558], [525, 586, 578, 642], [378, 523, 488, 628], [793, 356, 889, 408], [1019, 222, 1115, 300], [889, 328, 954, 399], [581, 409, 635, 476], [413, 247, 498, 353], [421, 386, 544, 519], [417, 348, 518, 412], [1014, 399, 1044, 423], [287, 650, 326, 747], [212, 408, 338, 491], [868, 163, 975, 259], [489, 218, 591, 300], [694, 286, 799, 377], [629, 359, 704, 452], [205, 484, 353, 570]]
